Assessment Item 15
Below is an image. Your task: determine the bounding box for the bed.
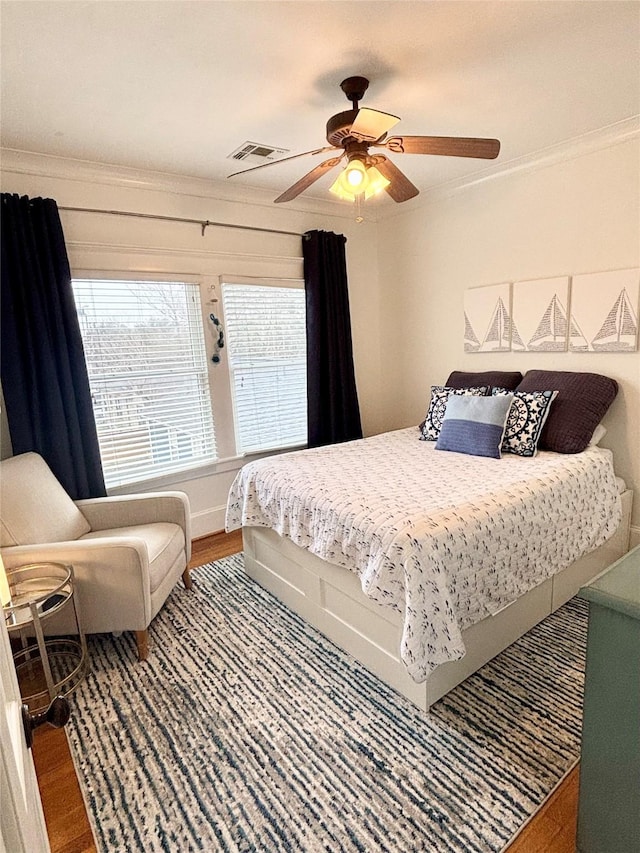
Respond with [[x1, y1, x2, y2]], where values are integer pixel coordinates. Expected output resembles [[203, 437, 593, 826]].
[[226, 370, 633, 710]]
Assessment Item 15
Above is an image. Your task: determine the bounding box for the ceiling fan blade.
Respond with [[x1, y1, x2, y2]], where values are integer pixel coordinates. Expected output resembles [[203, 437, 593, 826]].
[[373, 156, 420, 202], [349, 108, 401, 142], [380, 135, 500, 159], [274, 155, 344, 203], [227, 146, 339, 178]]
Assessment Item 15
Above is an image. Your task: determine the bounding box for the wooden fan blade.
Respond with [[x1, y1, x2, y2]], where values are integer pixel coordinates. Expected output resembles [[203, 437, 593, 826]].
[[274, 155, 344, 203], [227, 146, 339, 178], [373, 156, 419, 202], [349, 108, 401, 142], [381, 136, 500, 159]]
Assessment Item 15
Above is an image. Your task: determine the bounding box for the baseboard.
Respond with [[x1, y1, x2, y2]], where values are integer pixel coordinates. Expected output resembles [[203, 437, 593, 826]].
[[191, 505, 227, 538], [630, 525, 640, 551]]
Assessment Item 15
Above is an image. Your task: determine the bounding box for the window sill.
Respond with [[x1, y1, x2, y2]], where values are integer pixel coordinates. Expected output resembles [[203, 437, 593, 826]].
[[106, 443, 306, 495]]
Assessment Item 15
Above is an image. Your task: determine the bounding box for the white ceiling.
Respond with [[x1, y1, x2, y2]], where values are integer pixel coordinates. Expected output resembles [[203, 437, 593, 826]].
[[1, 1, 639, 207]]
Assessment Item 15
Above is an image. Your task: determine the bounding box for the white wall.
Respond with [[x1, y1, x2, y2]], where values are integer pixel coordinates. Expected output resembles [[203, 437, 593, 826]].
[[3, 138, 639, 544], [377, 135, 640, 542], [0, 151, 383, 535]]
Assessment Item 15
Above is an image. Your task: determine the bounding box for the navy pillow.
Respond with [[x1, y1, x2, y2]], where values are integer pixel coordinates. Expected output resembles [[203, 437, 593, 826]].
[[435, 395, 513, 459], [516, 370, 618, 453], [446, 370, 523, 391]]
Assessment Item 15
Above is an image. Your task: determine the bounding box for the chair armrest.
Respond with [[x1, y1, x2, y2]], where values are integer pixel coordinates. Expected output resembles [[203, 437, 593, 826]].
[[1, 540, 152, 632], [75, 492, 192, 562]]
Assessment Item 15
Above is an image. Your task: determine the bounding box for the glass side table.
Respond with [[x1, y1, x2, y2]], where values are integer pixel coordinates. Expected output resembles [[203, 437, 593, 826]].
[[3, 562, 89, 712]]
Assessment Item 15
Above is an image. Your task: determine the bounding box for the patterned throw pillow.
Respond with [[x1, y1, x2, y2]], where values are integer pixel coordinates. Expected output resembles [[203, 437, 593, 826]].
[[435, 394, 514, 459], [492, 388, 558, 457], [420, 386, 488, 441]]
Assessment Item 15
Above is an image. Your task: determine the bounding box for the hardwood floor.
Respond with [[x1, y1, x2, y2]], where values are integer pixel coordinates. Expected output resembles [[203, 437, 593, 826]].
[[33, 725, 96, 853], [32, 528, 578, 852], [507, 766, 579, 853]]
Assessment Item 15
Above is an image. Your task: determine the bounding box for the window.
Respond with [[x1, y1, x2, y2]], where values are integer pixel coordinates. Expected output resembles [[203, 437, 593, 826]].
[[222, 280, 307, 454], [72, 280, 216, 488]]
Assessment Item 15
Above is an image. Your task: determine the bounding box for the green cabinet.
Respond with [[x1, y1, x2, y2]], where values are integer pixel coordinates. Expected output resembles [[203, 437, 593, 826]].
[[577, 545, 640, 853]]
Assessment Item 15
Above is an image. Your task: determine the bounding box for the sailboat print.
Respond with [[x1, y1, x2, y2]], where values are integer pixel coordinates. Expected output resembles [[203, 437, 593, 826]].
[[464, 311, 481, 352], [527, 294, 568, 351], [591, 288, 638, 351], [569, 315, 589, 351], [511, 319, 526, 351], [481, 297, 511, 351]]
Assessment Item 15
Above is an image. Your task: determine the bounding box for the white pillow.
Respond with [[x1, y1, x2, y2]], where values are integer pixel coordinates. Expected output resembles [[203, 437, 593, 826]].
[[589, 424, 607, 446]]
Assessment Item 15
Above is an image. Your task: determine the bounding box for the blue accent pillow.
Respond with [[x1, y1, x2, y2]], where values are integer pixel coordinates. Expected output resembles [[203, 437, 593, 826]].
[[492, 388, 558, 457], [435, 395, 513, 459], [420, 385, 489, 441]]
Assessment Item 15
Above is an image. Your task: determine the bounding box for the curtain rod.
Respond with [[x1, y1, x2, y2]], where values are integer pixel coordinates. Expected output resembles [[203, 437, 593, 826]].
[[58, 205, 303, 238]]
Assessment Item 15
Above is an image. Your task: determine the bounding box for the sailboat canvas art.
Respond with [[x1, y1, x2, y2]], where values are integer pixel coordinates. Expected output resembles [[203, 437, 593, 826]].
[[592, 289, 637, 350], [464, 283, 512, 353], [570, 269, 640, 353], [464, 311, 481, 352], [512, 277, 570, 352]]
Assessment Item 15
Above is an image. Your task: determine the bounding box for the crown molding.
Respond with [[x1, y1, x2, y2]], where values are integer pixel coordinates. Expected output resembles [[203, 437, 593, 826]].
[[0, 147, 367, 221], [441, 115, 639, 193], [3, 116, 637, 225], [377, 115, 640, 221]]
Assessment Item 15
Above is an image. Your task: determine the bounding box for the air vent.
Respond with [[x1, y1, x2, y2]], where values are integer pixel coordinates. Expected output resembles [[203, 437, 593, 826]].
[[227, 141, 289, 164]]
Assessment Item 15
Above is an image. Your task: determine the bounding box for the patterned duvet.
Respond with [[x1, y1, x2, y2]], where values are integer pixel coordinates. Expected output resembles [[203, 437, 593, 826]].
[[226, 428, 621, 682]]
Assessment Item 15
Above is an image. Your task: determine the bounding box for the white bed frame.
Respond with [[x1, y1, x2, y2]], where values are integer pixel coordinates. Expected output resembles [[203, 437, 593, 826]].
[[243, 490, 633, 711]]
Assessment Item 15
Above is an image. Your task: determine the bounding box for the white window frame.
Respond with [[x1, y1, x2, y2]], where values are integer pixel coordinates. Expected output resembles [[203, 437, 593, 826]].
[[72, 271, 221, 490], [220, 275, 307, 456], [71, 269, 307, 491]]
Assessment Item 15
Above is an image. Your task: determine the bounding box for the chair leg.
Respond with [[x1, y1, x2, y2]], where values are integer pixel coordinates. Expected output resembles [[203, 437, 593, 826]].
[[135, 629, 149, 661], [182, 567, 193, 590]]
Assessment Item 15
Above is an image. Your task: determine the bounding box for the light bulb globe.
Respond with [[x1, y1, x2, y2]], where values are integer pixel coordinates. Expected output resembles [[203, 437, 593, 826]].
[[343, 159, 367, 190]]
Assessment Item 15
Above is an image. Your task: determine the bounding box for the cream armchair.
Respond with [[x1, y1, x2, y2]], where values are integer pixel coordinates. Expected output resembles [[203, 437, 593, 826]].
[[0, 452, 192, 660]]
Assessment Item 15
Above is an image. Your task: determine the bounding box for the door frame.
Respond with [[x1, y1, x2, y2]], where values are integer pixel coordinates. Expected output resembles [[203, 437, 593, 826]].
[[0, 615, 51, 852]]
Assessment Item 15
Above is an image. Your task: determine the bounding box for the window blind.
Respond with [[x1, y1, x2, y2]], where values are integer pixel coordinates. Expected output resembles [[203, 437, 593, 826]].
[[72, 280, 216, 488], [222, 281, 307, 454]]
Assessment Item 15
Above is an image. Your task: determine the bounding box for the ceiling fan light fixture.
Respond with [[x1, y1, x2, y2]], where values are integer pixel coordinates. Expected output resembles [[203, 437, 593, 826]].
[[329, 158, 368, 200], [329, 174, 357, 201], [329, 160, 390, 202], [363, 165, 390, 199], [343, 158, 367, 189]]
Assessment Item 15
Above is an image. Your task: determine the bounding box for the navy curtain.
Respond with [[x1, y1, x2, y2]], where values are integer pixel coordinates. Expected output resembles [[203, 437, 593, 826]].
[[302, 229, 362, 448], [1, 193, 106, 498]]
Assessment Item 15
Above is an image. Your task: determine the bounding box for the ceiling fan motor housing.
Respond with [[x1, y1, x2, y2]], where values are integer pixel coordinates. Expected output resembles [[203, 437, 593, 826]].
[[326, 110, 360, 147]]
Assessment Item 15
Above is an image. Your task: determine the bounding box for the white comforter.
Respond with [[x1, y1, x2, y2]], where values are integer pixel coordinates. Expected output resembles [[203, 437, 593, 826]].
[[226, 428, 621, 682]]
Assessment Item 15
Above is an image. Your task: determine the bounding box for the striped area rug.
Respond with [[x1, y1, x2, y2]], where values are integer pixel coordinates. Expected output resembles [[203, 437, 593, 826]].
[[66, 554, 587, 852]]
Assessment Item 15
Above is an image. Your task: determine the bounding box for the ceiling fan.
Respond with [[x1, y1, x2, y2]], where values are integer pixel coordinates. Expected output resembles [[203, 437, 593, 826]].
[[228, 76, 500, 208]]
